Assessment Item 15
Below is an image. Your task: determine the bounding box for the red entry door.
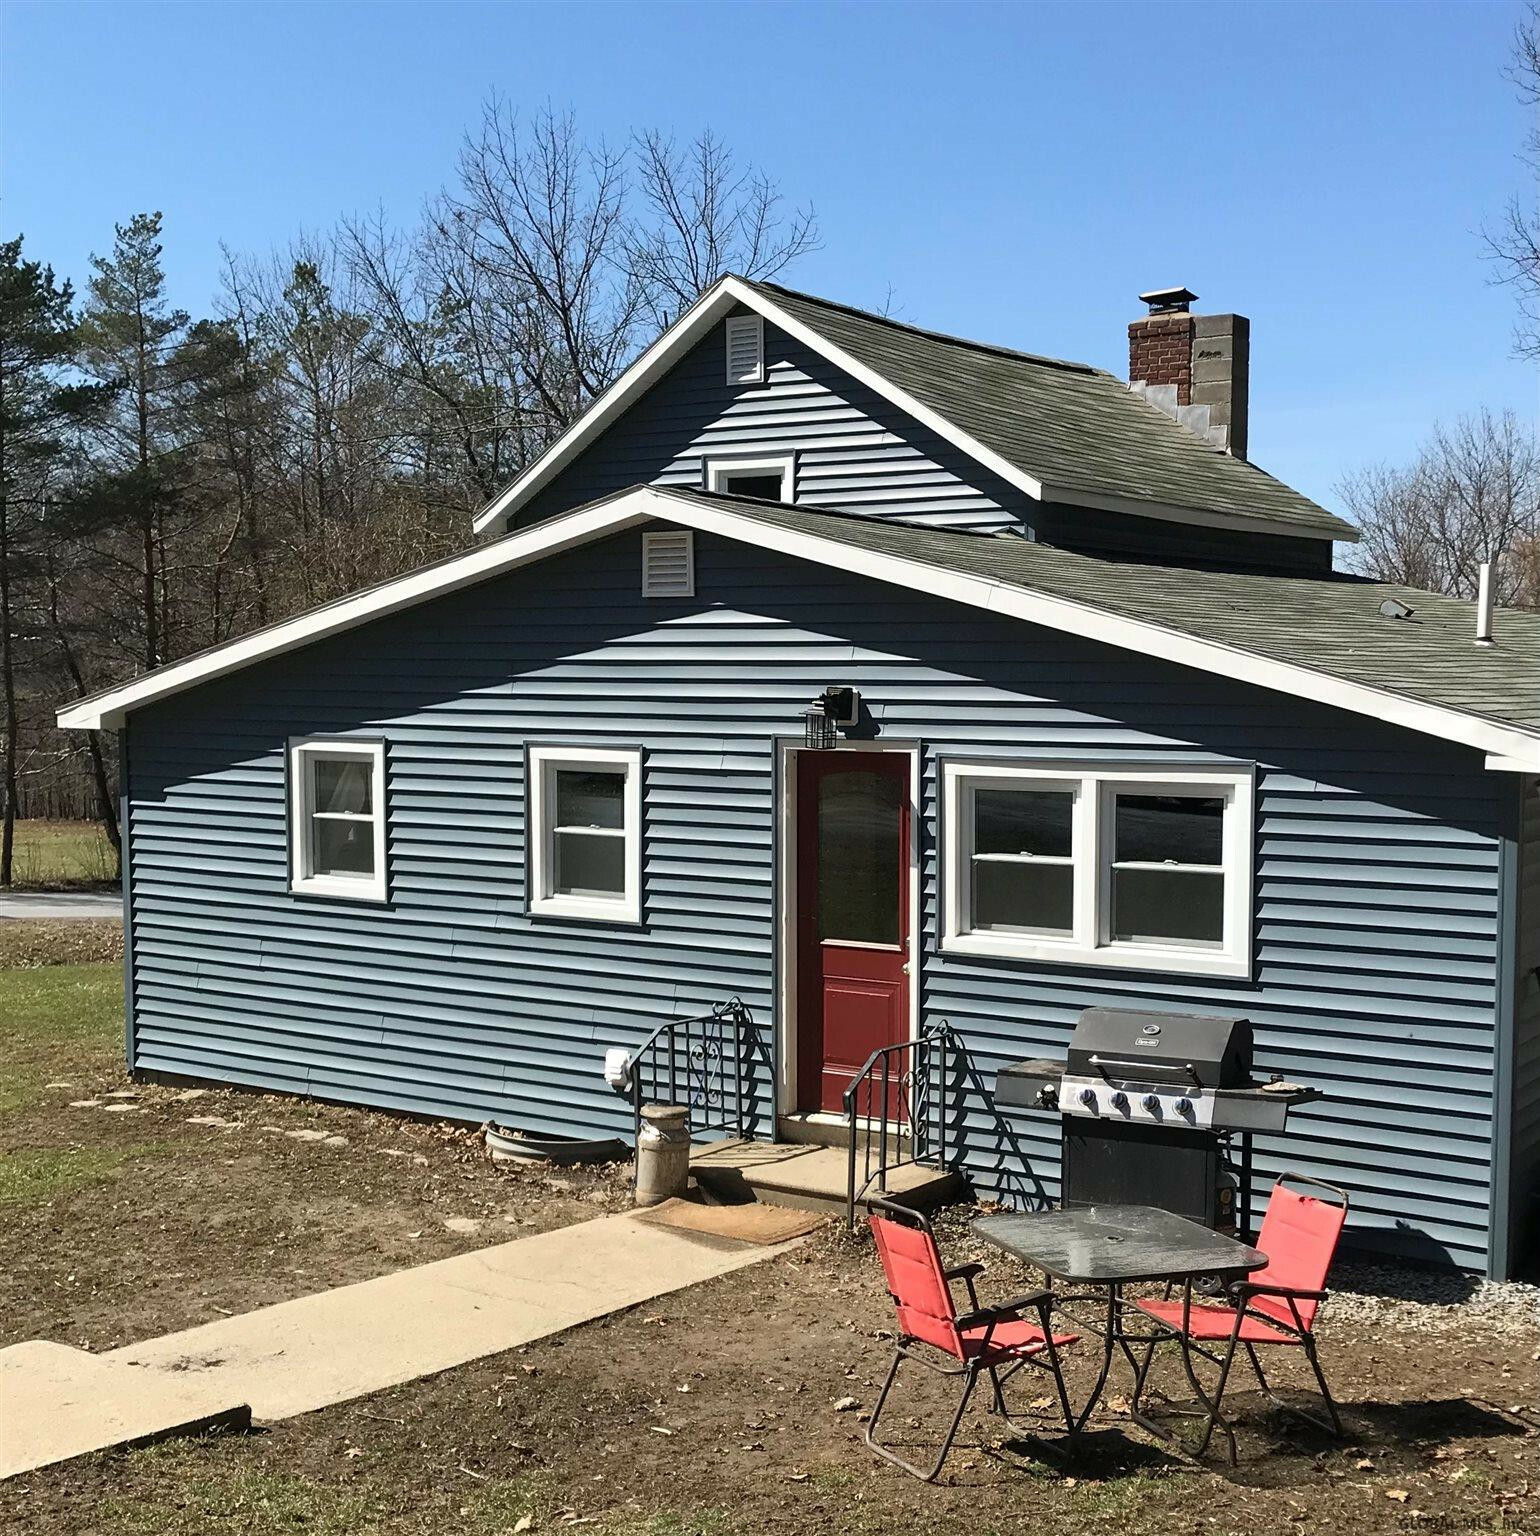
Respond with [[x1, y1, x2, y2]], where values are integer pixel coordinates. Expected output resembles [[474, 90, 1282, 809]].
[[796, 751, 911, 1114]]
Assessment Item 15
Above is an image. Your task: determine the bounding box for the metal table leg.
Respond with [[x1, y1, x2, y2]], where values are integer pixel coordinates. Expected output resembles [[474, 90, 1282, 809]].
[[1127, 1278, 1238, 1463]]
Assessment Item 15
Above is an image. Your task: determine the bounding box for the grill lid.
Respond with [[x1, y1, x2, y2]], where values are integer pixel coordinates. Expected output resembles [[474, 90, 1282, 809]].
[[1066, 1006, 1252, 1090]]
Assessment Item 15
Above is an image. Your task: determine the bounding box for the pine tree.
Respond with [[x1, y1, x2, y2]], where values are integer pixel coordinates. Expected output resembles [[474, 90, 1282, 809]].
[[0, 236, 101, 885], [76, 212, 189, 669]]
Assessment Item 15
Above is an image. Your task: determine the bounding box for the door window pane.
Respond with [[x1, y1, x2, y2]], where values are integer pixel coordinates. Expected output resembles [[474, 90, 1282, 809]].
[[973, 861, 1073, 934], [314, 757, 373, 815], [974, 788, 1072, 858], [313, 817, 375, 878], [816, 768, 901, 944], [1114, 795, 1223, 866], [554, 830, 625, 897], [1111, 868, 1224, 946], [555, 769, 624, 830]]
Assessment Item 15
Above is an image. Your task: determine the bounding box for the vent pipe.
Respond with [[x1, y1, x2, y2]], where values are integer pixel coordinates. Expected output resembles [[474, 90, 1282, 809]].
[[1476, 561, 1496, 646]]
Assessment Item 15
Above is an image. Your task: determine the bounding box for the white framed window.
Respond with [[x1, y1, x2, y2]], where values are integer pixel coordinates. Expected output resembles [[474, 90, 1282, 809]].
[[724, 313, 764, 384], [289, 738, 388, 902], [942, 761, 1254, 977], [527, 745, 643, 924], [704, 453, 794, 504], [642, 529, 695, 598]]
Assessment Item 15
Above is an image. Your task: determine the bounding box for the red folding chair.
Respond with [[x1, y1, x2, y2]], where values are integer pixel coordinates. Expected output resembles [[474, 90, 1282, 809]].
[[865, 1198, 1080, 1481], [1131, 1173, 1349, 1461]]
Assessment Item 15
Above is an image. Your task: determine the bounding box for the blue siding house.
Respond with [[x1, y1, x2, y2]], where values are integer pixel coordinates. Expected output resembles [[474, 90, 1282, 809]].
[[60, 278, 1540, 1278]]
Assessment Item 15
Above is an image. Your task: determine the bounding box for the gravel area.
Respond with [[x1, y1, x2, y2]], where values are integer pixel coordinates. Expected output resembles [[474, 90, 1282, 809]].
[[1326, 1263, 1540, 1338]]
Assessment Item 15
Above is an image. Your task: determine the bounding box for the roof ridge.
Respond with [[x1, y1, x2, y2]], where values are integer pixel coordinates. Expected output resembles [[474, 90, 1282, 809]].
[[744, 277, 1104, 378]]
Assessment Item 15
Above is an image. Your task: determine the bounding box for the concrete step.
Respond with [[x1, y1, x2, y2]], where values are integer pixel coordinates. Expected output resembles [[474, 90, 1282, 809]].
[[690, 1140, 962, 1216], [776, 1113, 910, 1153]]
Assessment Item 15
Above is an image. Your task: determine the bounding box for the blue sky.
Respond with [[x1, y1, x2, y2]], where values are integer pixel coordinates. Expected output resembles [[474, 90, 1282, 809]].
[[2, 0, 1535, 514]]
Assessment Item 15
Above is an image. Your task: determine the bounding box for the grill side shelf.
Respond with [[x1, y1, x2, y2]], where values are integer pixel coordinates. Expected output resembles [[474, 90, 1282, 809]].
[[994, 1057, 1066, 1109]]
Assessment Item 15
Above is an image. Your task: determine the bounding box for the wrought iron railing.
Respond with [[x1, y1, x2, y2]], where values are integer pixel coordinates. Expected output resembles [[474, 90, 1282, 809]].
[[626, 997, 762, 1149], [843, 1020, 966, 1229]]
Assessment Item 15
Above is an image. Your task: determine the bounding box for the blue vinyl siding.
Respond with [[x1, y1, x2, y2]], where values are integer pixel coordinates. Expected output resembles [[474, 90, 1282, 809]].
[[126, 530, 1508, 1272]]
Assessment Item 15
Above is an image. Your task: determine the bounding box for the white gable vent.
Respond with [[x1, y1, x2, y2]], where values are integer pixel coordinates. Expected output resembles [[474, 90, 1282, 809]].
[[724, 314, 764, 385], [642, 529, 695, 598]]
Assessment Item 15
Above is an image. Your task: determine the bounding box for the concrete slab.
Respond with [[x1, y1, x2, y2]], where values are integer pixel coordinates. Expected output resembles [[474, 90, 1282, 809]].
[[0, 890, 122, 922], [691, 1139, 962, 1213], [104, 1212, 786, 1423], [0, 1340, 250, 1479]]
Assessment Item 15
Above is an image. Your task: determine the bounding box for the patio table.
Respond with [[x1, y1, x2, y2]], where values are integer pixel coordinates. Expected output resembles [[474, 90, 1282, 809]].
[[973, 1204, 1265, 1446]]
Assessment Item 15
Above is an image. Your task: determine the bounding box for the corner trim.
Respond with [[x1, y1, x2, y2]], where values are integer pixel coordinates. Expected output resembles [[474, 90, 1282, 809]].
[[119, 725, 136, 1071], [1490, 776, 1521, 1280]]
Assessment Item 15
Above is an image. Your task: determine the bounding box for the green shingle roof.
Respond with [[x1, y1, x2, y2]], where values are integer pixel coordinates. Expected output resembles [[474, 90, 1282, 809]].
[[749, 280, 1358, 543], [664, 486, 1539, 737]]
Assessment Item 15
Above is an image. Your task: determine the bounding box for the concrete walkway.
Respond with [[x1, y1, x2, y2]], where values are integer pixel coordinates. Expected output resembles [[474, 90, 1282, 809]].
[[0, 889, 121, 921], [0, 1211, 795, 1477]]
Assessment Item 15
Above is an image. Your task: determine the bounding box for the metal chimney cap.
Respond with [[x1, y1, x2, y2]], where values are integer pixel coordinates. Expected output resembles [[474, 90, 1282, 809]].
[[1139, 286, 1199, 315]]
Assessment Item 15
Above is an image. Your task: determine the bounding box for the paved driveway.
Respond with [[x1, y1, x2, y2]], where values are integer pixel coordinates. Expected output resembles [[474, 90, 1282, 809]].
[[0, 890, 121, 921]]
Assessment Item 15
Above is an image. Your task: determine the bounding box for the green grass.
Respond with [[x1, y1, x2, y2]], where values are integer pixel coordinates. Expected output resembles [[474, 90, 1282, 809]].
[[98, 1469, 384, 1536], [8, 818, 118, 889], [0, 962, 123, 1114], [0, 1141, 163, 1205], [91, 1462, 719, 1536]]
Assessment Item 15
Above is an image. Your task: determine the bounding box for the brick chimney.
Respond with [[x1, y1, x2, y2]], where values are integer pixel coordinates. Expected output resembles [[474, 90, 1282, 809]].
[[1128, 287, 1249, 459]]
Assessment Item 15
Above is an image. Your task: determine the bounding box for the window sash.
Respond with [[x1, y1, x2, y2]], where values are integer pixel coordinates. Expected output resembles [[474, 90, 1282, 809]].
[[943, 762, 1252, 978], [289, 740, 387, 902], [529, 747, 642, 923]]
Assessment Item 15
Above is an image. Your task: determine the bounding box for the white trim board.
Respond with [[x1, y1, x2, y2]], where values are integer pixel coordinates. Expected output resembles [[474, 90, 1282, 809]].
[[56, 484, 1540, 771], [469, 275, 1351, 546]]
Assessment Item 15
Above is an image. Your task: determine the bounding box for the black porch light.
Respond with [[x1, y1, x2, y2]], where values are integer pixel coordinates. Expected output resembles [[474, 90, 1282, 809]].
[[802, 685, 860, 749], [803, 698, 837, 750]]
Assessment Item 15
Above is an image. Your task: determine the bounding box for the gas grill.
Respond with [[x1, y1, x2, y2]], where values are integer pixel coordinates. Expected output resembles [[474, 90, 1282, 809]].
[[995, 1007, 1323, 1234]]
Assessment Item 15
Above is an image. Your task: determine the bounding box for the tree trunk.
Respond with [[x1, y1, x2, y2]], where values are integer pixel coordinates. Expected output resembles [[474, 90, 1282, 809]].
[[0, 379, 14, 889], [45, 549, 121, 872]]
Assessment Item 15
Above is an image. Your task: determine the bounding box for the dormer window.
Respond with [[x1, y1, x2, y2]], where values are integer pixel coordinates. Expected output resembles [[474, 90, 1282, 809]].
[[724, 314, 764, 384], [705, 454, 794, 504]]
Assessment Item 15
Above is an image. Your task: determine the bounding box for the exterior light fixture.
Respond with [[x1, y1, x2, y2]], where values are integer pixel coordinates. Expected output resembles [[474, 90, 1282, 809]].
[[803, 699, 837, 750], [801, 686, 861, 750]]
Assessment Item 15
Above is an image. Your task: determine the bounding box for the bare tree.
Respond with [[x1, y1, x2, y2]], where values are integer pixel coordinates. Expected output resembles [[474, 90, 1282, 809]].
[[439, 103, 822, 445], [444, 102, 641, 436], [339, 209, 525, 509], [1487, 1, 1540, 358], [1340, 408, 1540, 602], [628, 128, 819, 326]]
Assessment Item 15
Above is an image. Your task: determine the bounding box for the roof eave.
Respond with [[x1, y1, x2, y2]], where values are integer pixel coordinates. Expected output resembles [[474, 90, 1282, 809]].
[[60, 483, 1540, 773]]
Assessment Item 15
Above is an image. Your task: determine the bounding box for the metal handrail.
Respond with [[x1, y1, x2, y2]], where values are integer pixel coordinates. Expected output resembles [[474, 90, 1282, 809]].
[[843, 1020, 963, 1229], [626, 997, 759, 1151]]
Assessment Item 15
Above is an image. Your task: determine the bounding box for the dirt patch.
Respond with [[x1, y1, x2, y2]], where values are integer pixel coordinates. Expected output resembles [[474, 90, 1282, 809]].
[[1, 968, 1536, 1533], [0, 919, 123, 970], [3, 1215, 1537, 1535]]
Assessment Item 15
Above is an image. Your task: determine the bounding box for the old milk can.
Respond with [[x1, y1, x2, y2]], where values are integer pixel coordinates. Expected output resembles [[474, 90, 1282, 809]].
[[635, 1103, 690, 1206]]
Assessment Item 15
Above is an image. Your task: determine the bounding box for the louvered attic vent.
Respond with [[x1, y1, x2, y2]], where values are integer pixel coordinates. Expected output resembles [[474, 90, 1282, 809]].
[[642, 530, 695, 598], [724, 314, 764, 384]]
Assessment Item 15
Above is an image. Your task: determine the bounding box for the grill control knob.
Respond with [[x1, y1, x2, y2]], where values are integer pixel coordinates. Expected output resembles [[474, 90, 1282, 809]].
[[1141, 1093, 1161, 1113], [1175, 1097, 1195, 1118], [1077, 1087, 1096, 1109], [1110, 1090, 1129, 1112]]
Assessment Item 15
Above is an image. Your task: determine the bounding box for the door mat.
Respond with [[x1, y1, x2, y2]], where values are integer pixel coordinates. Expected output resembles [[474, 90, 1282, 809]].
[[631, 1198, 827, 1245]]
